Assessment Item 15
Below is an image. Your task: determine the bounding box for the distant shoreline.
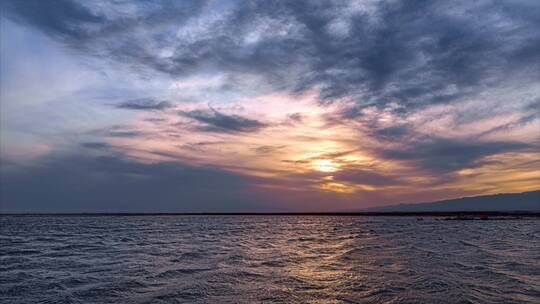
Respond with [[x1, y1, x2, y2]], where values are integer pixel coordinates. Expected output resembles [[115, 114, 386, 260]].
[[1, 211, 539, 217]]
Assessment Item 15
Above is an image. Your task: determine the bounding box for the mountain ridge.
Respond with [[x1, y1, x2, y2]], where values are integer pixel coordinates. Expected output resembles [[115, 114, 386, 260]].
[[363, 190, 540, 212]]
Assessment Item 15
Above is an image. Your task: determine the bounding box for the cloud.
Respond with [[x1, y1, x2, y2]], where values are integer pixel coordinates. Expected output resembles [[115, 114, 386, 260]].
[[0, 151, 259, 212], [179, 108, 266, 133], [114, 98, 171, 110], [1, 0, 539, 212], [333, 168, 401, 186], [86, 125, 145, 138], [0, 149, 384, 212], [284, 113, 305, 125], [3, 0, 538, 112], [106, 130, 142, 138], [371, 125, 411, 140], [144, 118, 167, 123], [254, 145, 286, 155], [81, 142, 111, 149], [380, 138, 533, 173], [0, 0, 106, 41]]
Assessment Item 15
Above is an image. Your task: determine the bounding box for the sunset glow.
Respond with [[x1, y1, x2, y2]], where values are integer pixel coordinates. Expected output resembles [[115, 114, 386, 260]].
[[312, 160, 339, 173], [0, 0, 538, 212], [2, 2, 540, 304]]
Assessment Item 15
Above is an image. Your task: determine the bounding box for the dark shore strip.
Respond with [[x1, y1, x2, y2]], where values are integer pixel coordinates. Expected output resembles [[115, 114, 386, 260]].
[[1, 211, 539, 218]]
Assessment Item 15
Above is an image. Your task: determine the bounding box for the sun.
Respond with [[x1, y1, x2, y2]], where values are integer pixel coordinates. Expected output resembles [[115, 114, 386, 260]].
[[312, 159, 339, 172]]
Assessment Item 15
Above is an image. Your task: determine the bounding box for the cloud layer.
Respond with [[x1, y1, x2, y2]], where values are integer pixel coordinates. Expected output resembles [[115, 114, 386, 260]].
[[1, 0, 539, 211], [115, 98, 172, 111], [3, 0, 538, 108], [180, 107, 267, 133]]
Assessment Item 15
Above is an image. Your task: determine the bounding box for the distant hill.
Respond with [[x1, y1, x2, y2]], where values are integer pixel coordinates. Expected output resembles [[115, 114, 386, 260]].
[[365, 190, 540, 212]]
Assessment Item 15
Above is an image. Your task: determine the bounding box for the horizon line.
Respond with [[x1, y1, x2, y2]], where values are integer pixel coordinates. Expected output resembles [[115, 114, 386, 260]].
[[1, 211, 539, 217]]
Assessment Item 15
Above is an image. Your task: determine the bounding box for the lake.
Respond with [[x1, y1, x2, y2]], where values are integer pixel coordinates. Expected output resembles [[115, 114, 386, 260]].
[[1, 215, 539, 303]]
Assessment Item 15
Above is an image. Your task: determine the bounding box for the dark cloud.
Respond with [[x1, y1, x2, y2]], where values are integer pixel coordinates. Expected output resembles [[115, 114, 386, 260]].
[[254, 145, 286, 155], [86, 126, 145, 138], [380, 138, 533, 173], [287, 113, 304, 122], [144, 117, 167, 123], [179, 108, 266, 133], [114, 98, 171, 111], [3, 0, 538, 113], [179, 141, 226, 152], [283, 113, 305, 126], [333, 169, 401, 186], [373, 125, 411, 140], [81, 142, 111, 149], [479, 113, 540, 139], [0, 0, 206, 47], [0, 0, 106, 41], [0, 152, 260, 212], [475, 98, 540, 139], [106, 130, 142, 138]]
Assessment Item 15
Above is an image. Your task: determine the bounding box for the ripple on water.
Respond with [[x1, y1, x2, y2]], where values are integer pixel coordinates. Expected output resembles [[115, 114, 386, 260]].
[[0, 216, 539, 303]]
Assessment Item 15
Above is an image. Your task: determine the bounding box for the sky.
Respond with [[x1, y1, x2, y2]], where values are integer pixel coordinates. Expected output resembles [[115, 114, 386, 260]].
[[0, 0, 539, 212]]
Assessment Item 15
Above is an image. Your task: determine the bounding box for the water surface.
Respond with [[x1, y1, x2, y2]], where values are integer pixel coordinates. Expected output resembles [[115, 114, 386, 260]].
[[1, 216, 539, 303]]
